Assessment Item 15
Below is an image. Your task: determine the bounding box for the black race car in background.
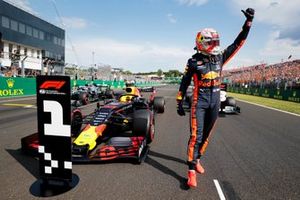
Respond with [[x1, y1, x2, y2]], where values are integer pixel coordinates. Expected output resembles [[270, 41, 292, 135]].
[[71, 84, 115, 106], [96, 84, 115, 100], [138, 86, 155, 92], [71, 85, 91, 105], [22, 86, 165, 163]]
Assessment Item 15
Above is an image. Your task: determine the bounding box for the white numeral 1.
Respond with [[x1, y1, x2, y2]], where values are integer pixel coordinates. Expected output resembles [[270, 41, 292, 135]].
[[43, 100, 70, 137]]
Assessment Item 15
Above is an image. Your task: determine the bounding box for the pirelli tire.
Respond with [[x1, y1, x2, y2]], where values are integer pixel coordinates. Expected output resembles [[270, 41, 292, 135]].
[[133, 109, 152, 144], [226, 97, 236, 107], [153, 96, 165, 113], [80, 93, 89, 105], [71, 111, 83, 137]]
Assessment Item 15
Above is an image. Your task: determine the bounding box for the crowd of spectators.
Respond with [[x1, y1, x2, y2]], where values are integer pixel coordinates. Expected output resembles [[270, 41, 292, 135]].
[[0, 65, 19, 77], [0, 65, 40, 77], [223, 59, 300, 90]]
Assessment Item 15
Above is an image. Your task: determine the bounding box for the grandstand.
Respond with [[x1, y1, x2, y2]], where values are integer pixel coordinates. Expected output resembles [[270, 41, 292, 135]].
[[223, 59, 300, 90]]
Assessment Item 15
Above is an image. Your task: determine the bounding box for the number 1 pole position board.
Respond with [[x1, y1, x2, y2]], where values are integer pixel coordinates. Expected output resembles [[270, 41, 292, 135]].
[[36, 76, 72, 182]]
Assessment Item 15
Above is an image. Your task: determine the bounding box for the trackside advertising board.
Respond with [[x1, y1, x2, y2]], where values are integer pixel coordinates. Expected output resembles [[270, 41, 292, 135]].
[[36, 76, 72, 182], [228, 87, 300, 103], [0, 77, 36, 97]]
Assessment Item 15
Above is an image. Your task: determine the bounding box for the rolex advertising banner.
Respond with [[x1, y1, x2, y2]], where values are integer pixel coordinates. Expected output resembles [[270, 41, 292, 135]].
[[0, 77, 36, 97], [228, 87, 300, 103], [36, 76, 72, 182]]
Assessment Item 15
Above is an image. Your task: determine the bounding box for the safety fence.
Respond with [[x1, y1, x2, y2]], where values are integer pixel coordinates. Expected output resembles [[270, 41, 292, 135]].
[[228, 86, 300, 103], [163, 77, 181, 84], [72, 80, 163, 88], [71, 79, 126, 89], [0, 77, 162, 98]]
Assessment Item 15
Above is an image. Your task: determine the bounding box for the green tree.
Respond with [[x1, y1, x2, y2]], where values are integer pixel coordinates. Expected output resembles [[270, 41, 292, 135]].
[[123, 70, 132, 75], [157, 69, 163, 77], [164, 70, 182, 77]]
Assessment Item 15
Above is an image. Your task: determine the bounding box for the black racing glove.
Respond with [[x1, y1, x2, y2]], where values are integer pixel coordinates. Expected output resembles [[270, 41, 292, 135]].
[[242, 8, 255, 21], [177, 101, 185, 116], [176, 91, 185, 116]]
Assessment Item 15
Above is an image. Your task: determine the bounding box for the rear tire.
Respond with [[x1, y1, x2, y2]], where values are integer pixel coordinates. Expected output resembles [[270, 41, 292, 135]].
[[226, 97, 236, 107], [80, 93, 89, 105], [153, 97, 165, 113]]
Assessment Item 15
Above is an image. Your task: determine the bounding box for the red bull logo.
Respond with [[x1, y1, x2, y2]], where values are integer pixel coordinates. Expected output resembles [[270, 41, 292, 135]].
[[198, 79, 221, 87], [201, 71, 219, 80]]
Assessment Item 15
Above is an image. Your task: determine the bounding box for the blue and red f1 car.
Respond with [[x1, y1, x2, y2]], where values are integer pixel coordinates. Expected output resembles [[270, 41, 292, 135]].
[[21, 86, 165, 163]]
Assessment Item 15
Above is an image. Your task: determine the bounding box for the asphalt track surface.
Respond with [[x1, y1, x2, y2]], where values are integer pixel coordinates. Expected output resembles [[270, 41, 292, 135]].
[[0, 85, 299, 200]]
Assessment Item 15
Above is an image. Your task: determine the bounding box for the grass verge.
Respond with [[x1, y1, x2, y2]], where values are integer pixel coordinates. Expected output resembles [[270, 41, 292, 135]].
[[227, 92, 300, 115]]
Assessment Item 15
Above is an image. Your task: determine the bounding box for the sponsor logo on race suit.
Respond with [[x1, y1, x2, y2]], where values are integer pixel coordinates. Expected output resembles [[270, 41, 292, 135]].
[[201, 71, 220, 80]]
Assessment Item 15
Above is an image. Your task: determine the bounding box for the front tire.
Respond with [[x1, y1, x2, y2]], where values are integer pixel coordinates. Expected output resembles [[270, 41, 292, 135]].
[[133, 109, 151, 142], [153, 97, 165, 113], [71, 111, 82, 136]]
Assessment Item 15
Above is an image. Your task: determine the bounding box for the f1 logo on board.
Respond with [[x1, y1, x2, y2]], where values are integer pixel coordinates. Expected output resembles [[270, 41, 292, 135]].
[[39, 80, 67, 95], [40, 80, 66, 90]]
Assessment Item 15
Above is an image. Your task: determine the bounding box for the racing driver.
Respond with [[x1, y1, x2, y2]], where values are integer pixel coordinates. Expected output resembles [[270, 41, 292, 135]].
[[176, 8, 255, 187]]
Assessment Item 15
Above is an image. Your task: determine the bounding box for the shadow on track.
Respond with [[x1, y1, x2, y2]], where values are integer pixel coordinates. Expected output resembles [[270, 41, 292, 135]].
[[148, 150, 186, 165], [6, 148, 191, 190], [6, 148, 39, 179], [146, 150, 190, 190], [6, 149, 80, 197]]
